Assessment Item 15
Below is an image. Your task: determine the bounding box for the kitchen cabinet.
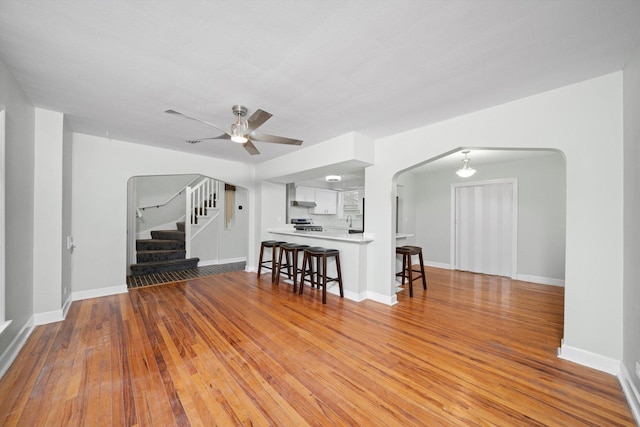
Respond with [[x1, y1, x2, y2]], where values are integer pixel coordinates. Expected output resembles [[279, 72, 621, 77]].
[[295, 186, 316, 202], [312, 189, 337, 215]]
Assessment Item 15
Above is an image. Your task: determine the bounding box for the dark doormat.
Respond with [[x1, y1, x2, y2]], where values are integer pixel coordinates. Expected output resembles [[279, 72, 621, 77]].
[[126, 261, 246, 289]]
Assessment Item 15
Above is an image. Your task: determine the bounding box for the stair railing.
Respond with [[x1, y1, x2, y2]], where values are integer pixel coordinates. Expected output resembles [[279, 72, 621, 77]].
[[185, 177, 219, 258], [137, 176, 200, 214]]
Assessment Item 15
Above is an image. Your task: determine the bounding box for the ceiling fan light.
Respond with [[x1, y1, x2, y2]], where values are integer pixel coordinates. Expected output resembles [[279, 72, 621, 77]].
[[326, 175, 341, 182], [230, 134, 248, 143], [230, 122, 248, 143]]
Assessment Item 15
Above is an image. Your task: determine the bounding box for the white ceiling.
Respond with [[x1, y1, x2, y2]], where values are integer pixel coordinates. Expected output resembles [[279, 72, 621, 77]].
[[1, 1, 639, 167]]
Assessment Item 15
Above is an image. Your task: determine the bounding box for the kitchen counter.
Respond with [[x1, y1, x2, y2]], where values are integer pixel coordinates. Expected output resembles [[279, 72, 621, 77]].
[[268, 228, 374, 243], [268, 228, 373, 302], [268, 228, 414, 302]]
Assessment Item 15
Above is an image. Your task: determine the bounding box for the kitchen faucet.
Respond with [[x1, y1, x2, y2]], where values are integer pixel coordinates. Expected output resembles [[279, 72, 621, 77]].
[[346, 215, 352, 228]]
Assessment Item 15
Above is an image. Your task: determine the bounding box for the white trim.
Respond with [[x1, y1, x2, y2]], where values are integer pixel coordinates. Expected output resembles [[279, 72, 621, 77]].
[[619, 363, 640, 425], [557, 341, 621, 375], [72, 285, 128, 301], [198, 257, 247, 267], [0, 108, 5, 326], [365, 291, 398, 306], [62, 294, 72, 318], [0, 320, 11, 337], [424, 261, 452, 270], [325, 286, 367, 302], [450, 178, 518, 279], [34, 309, 65, 325], [0, 316, 34, 380], [516, 274, 565, 287]]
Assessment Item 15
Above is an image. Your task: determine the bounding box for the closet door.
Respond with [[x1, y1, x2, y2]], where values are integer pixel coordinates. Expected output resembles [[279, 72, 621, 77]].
[[454, 180, 516, 278]]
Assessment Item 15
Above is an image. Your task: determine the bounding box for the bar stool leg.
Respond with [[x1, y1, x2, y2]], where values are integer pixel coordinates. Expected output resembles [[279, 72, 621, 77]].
[[406, 252, 414, 297], [275, 246, 286, 285], [257, 244, 266, 277], [321, 254, 328, 304], [418, 250, 427, 290], [299, 252, 309, 295], [335, 253, 344, 297]]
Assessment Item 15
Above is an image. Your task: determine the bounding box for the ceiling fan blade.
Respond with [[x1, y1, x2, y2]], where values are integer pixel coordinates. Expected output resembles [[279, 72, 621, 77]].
[[250, 131, 303, 146], [243, 140, 260, 155], [247, 109, 273, 131], [186, 134, 230, 144], [165, 109, 229, 135]]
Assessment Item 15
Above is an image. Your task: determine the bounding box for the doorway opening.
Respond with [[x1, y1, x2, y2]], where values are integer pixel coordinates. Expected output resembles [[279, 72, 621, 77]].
[[395, 148, 566, 286], [126, 174, 249, 286]]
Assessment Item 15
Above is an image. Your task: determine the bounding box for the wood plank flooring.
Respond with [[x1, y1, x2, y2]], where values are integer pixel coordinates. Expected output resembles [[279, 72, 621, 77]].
[[0, 267, 635, 426]]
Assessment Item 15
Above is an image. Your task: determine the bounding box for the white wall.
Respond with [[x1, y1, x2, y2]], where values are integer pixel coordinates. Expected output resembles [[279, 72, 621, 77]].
[[134, 174, 198, 237], [217, 186, 249, 262], [405, 152, 566, 283], [33, 108, 64, 317], [366, 73, 624, 365], [61, 116, 72, 310], [623, 36, 640, 418], [71, 133, 255, 295], [0, 56, 36, 375]]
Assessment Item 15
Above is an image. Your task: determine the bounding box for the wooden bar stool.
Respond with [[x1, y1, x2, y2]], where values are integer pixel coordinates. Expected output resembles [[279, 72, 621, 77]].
[[300, 247, 344, 304], [257, 240, 287, 283], [275, 243, 309, 290], [395, 245, 427, 297]]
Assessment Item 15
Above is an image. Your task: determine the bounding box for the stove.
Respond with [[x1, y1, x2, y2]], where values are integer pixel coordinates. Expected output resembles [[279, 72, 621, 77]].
[[291, 218, 323, 232], [294, 225, 323, 231]]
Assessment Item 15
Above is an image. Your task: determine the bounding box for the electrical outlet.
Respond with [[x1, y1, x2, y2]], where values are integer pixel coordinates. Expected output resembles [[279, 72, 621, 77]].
[[636, 362, 640, 380]]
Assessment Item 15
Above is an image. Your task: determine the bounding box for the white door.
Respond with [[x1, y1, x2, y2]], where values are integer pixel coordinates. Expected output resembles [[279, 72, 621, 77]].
[[453, 179, 517, 278]]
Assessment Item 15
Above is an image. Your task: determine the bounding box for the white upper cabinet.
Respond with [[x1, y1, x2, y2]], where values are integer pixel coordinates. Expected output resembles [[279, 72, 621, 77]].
[[295, 186, 316, 202], [312, 189, 337, 215]]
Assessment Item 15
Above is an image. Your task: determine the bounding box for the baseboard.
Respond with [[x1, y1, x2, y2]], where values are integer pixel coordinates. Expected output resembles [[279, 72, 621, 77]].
[[34, 309, 65, 325], [0, 316, 35, 380], [619, 363, 640, 425], [424, 261, 452, 269], [62, 294, 72, 318], [72, 285, 128, 301], [428, 262, 565, 287], [517, 273, 565, 287], [365, 291, 398, 306], [198, 257, 247, 267], [326, 286, 367, 302], [557, 341, 621, 375]]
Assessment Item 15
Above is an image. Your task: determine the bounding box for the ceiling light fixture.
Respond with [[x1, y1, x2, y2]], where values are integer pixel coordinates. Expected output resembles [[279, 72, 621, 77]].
[[326, 175, 341, 182], [456, 150, 476, 178], [230, 105, 248, 143]]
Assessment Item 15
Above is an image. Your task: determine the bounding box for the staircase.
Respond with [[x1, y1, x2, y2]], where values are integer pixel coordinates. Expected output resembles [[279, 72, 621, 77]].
[[130, 221, 199, 276]]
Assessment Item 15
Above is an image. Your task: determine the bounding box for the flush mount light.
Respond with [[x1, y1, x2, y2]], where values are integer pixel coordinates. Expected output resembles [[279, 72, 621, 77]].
[[456, 150, 476, 178], [326, 175, 341, 182]]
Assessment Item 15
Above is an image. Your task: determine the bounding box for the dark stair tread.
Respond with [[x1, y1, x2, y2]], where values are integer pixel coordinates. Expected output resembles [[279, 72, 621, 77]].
[[136, 239, 185, 250], [136, 249, 186, 263], [130, 257, 200, 276], [151, 230, 186, 241]]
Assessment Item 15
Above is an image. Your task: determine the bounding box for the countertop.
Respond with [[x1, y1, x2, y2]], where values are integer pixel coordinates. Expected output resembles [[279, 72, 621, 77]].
[[268, 228, 374, 243], [268, 228, 413, 243]]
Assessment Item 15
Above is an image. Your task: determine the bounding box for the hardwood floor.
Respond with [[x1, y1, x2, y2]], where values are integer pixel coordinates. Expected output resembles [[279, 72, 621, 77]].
[[0, 267, 635, 426]]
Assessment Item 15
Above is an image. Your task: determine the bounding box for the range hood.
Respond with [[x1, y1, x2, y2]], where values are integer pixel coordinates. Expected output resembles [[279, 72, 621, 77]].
[[291, 200, 317, 208]]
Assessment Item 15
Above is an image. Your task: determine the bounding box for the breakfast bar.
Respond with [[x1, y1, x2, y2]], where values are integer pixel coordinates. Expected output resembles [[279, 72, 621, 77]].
[[268, 228, 414, 302], [268, 228, 373, 301]]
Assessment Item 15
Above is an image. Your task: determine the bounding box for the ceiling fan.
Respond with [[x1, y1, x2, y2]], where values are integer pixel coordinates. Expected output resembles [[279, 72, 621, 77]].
[[165, 105, 303, 155]]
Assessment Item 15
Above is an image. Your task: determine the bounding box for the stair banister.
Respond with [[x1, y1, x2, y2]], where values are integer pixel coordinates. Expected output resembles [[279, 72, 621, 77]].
[[185, 177, 219, 258]]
